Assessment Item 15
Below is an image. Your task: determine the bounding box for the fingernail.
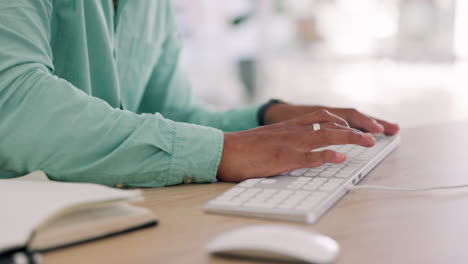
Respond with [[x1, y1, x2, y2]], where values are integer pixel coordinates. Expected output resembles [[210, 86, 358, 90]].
[[335, 152, 346, 161], [372, 121, 384, 131], [370, 118, 383, 128], [362, 133, 376, 145]]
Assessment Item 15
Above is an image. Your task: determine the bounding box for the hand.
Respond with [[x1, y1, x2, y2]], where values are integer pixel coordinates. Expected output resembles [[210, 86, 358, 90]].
[[217, 110, 376, 182], [264, 104, 400, 136]]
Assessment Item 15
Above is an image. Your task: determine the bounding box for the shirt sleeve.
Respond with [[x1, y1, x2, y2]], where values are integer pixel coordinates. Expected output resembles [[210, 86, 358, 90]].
[[0, 0, 223, 187], [136, 1, 262, 132]]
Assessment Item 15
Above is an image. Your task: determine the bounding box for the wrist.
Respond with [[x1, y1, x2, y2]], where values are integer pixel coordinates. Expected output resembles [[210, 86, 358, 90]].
[[257, 99, 288, 126], [217, 132, 238, 182]]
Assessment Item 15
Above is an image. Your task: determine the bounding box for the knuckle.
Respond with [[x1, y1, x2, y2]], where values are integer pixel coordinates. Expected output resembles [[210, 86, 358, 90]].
[[343, 108, 358, 117], [330, 113, 347, 126], [317, 109, 331, 118], [296, 113, 313, 126], [315, 128, 328, 141], [351, 108, 361, 116], [347, 130, 360, 141], [322, 122, 339, 130]]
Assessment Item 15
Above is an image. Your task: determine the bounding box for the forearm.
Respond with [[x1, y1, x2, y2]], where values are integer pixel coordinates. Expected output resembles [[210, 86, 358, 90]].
[[0, 66, 223, 187], [162, 102, 262, 132]]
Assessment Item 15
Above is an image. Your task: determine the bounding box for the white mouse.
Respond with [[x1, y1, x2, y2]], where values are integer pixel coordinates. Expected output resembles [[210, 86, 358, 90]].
[[206, 224, 339, 263]]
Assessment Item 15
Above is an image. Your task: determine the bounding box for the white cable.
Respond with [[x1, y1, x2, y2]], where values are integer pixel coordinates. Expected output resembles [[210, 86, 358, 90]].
[[346, 184, 468, 192]]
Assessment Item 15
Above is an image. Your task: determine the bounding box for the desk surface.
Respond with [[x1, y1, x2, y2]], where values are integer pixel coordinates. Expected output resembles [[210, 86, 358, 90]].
[[44, 122, 468, 264]]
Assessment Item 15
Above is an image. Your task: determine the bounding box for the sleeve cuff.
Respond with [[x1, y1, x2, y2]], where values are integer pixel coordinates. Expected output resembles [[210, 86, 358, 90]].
[[166, 121, 224, 185], [220, 103, 262, 132]]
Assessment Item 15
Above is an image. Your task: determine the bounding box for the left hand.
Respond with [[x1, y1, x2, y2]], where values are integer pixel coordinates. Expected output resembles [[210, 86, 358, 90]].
[[264, 103, 400, 136]]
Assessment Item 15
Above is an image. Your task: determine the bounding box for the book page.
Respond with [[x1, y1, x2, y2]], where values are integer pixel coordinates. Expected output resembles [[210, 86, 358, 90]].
[[29, 203, 156, 251], [0, 177, 141, 252]]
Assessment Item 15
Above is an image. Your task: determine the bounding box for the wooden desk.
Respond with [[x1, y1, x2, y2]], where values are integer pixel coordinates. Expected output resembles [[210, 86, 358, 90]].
[[44, 122, 468, 264]]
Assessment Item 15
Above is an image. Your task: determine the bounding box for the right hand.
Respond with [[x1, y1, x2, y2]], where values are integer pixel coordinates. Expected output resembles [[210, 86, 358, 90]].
[[217, 110, 376, 182]]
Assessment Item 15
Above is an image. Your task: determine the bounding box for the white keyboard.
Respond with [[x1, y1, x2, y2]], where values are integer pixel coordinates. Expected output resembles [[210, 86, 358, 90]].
[[204, 135, 400, 223]]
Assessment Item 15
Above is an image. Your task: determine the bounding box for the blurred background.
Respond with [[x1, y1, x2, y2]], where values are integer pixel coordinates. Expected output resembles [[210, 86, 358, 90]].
[[173, 0, 468, 128]]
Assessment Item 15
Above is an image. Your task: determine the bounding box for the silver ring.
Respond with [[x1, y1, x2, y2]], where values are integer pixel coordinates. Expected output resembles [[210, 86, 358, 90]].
[[312, 123, 321, 131]]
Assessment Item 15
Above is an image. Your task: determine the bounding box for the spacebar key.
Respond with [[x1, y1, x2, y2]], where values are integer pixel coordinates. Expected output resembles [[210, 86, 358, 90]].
[[210, 200, 242, 207]]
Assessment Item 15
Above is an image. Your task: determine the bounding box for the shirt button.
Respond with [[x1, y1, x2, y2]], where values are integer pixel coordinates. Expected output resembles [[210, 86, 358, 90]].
[[115, 182, 125, 188], [183, 178, 193, 184]]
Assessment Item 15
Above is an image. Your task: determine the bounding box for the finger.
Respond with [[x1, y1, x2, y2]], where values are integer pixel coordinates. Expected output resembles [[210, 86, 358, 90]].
[[310, 128, 376, 149], [346, 110, 385, 134], [301, 149, 346, 168], [319, 122, 360, 131], [292, 124, 361, 152], [293, 109, 349, 128], [372, 118, 400, 135]]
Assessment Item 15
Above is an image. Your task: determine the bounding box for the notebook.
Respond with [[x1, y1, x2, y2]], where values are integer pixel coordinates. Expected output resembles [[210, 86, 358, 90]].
[[0, 171, 157, 254]]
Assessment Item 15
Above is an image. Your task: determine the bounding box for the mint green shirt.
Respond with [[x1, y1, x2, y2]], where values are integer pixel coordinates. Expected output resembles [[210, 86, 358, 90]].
[[0, 0, 261, 187]]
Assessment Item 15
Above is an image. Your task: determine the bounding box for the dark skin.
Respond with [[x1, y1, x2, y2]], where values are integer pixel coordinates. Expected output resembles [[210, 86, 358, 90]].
[[218, 106, 399, 182], [264, 104, 399, 135]]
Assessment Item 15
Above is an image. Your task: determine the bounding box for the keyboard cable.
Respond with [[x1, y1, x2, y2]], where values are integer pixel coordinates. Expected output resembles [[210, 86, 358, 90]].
[[346, 184, 468, 192]]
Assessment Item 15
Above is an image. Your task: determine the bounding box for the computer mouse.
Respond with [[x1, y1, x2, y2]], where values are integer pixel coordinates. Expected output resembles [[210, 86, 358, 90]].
[[206, 224, 339, 263]]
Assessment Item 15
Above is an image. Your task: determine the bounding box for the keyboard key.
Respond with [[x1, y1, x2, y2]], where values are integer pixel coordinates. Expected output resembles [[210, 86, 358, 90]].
[[341, 168, 356, 173], [303, 185, 319, 190], [245, 188, 261, 193], [277, 190, 293, 197], [296, 203, 315, 211], [239, 179, 261, 187], [244, 202, 274, 209], [238, 193, 256, 199], [231, 197, 249, 203], [307, 168, 325, 172], [319, 179, 343, 191], [204, 135, 399, 223], [293, 191, 310, 199], [304, 182, 321, 188], [304, 171, 319, 177], [320, 171, 336, 177], [289, 168, 308, 176], [277, 203, 295, 209], [279, 201, 300, 208], [222, 187, 245, 197], [255, 192, 276, 199], [215, 196, 232, 201], [328, 179, 344, 185], [319, 185, 336, 191], [312, 177, 328, 184], [211, 200, 242, 207], [261, 179, 277, 184], [296, 177, 312, 182]]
